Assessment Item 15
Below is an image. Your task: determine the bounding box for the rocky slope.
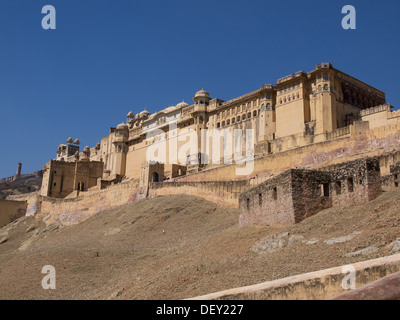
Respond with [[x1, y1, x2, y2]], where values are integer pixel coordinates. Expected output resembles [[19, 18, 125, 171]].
[[0, 191, 399, 300]]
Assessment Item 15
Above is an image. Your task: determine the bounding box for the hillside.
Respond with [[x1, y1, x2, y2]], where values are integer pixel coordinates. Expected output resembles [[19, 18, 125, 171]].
[[0, 191, 399, 300], [0, 175, 42, 200]]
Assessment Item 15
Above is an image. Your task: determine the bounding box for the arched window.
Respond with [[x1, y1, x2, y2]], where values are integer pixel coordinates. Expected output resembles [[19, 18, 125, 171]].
[[318, 85, 322, 92], [323, 84, 328, 91], [227, 119, 230, 126], [217, 122, 220, 128], [253, 111, 257, 117], [266, 103, 271, 111], [222, 121, 225, 127], [232, 118, 235, 124]]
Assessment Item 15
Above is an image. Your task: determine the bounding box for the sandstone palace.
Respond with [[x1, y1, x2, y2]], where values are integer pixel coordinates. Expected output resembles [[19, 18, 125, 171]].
[[25, 62, 400, 226]]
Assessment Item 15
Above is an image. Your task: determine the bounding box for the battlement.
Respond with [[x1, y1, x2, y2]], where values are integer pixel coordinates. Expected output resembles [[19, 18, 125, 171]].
[[360, 103, 391, 116], [388, 109, 400, 119]]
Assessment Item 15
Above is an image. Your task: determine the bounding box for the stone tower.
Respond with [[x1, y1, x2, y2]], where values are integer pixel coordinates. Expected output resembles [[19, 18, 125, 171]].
[[13, 163, 22, 181]]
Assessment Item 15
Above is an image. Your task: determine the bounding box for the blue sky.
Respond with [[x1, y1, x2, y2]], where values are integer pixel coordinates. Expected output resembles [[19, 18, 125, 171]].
[[0, 0, 399, 178]]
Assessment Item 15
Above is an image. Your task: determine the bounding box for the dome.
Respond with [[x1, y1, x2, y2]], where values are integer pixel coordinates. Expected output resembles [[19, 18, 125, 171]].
[[194, 89, 210, 98], [139, 108, 151, 118], [176, 101, 189, 109], [116, 123, 128, 130]]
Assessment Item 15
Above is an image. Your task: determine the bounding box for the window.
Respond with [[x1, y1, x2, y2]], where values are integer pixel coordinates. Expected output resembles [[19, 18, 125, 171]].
[[272, 187, 277, 200], [322, 183, 330, 197], [335, 181, 342, 195], [217, 122, 220, 128], [347, 177, 354, 193], [246, 198, 250, 210], [253, 111, 257, 117], [259, 193, 262, 206], [324, 84, 328, 91]]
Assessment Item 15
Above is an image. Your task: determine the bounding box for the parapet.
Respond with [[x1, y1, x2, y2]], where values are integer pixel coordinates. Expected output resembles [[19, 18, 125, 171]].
[[360, 103, 391, 116]]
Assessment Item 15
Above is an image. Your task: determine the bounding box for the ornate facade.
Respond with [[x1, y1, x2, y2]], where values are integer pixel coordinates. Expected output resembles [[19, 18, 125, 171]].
[[41, 63, 398, 198]]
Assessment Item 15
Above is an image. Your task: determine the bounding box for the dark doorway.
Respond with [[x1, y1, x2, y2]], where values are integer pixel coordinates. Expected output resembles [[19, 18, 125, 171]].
[[152, 172, 160, 182]]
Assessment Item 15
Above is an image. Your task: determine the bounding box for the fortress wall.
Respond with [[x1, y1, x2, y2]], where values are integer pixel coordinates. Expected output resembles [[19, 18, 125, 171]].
[[381, 163, 400, 191], [178, 122, 400, 183], [38, 180, 143, 225], [0, 200, 27, 227], [149, 180, 250, 208], [238, 171, 295, 226], [16, 123, 400, 225], [239, 158, 382, 227]]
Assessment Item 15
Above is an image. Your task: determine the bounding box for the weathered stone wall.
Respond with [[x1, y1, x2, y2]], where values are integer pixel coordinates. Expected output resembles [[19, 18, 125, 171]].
[[239, 158, 382, 227], [239, 170, 333, 226], [382, 163, 400, 191], [291, 170, 332, 223], [35, 180, 142, 225], [323, 158, 381, 208], [0, 200, 27, 227], [239, 171, 295, 226], [149, 180, 250, 208]]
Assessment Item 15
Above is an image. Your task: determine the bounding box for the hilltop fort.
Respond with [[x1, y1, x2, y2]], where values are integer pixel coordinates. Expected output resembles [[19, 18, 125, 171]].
[[6, 63, 400, 227]]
